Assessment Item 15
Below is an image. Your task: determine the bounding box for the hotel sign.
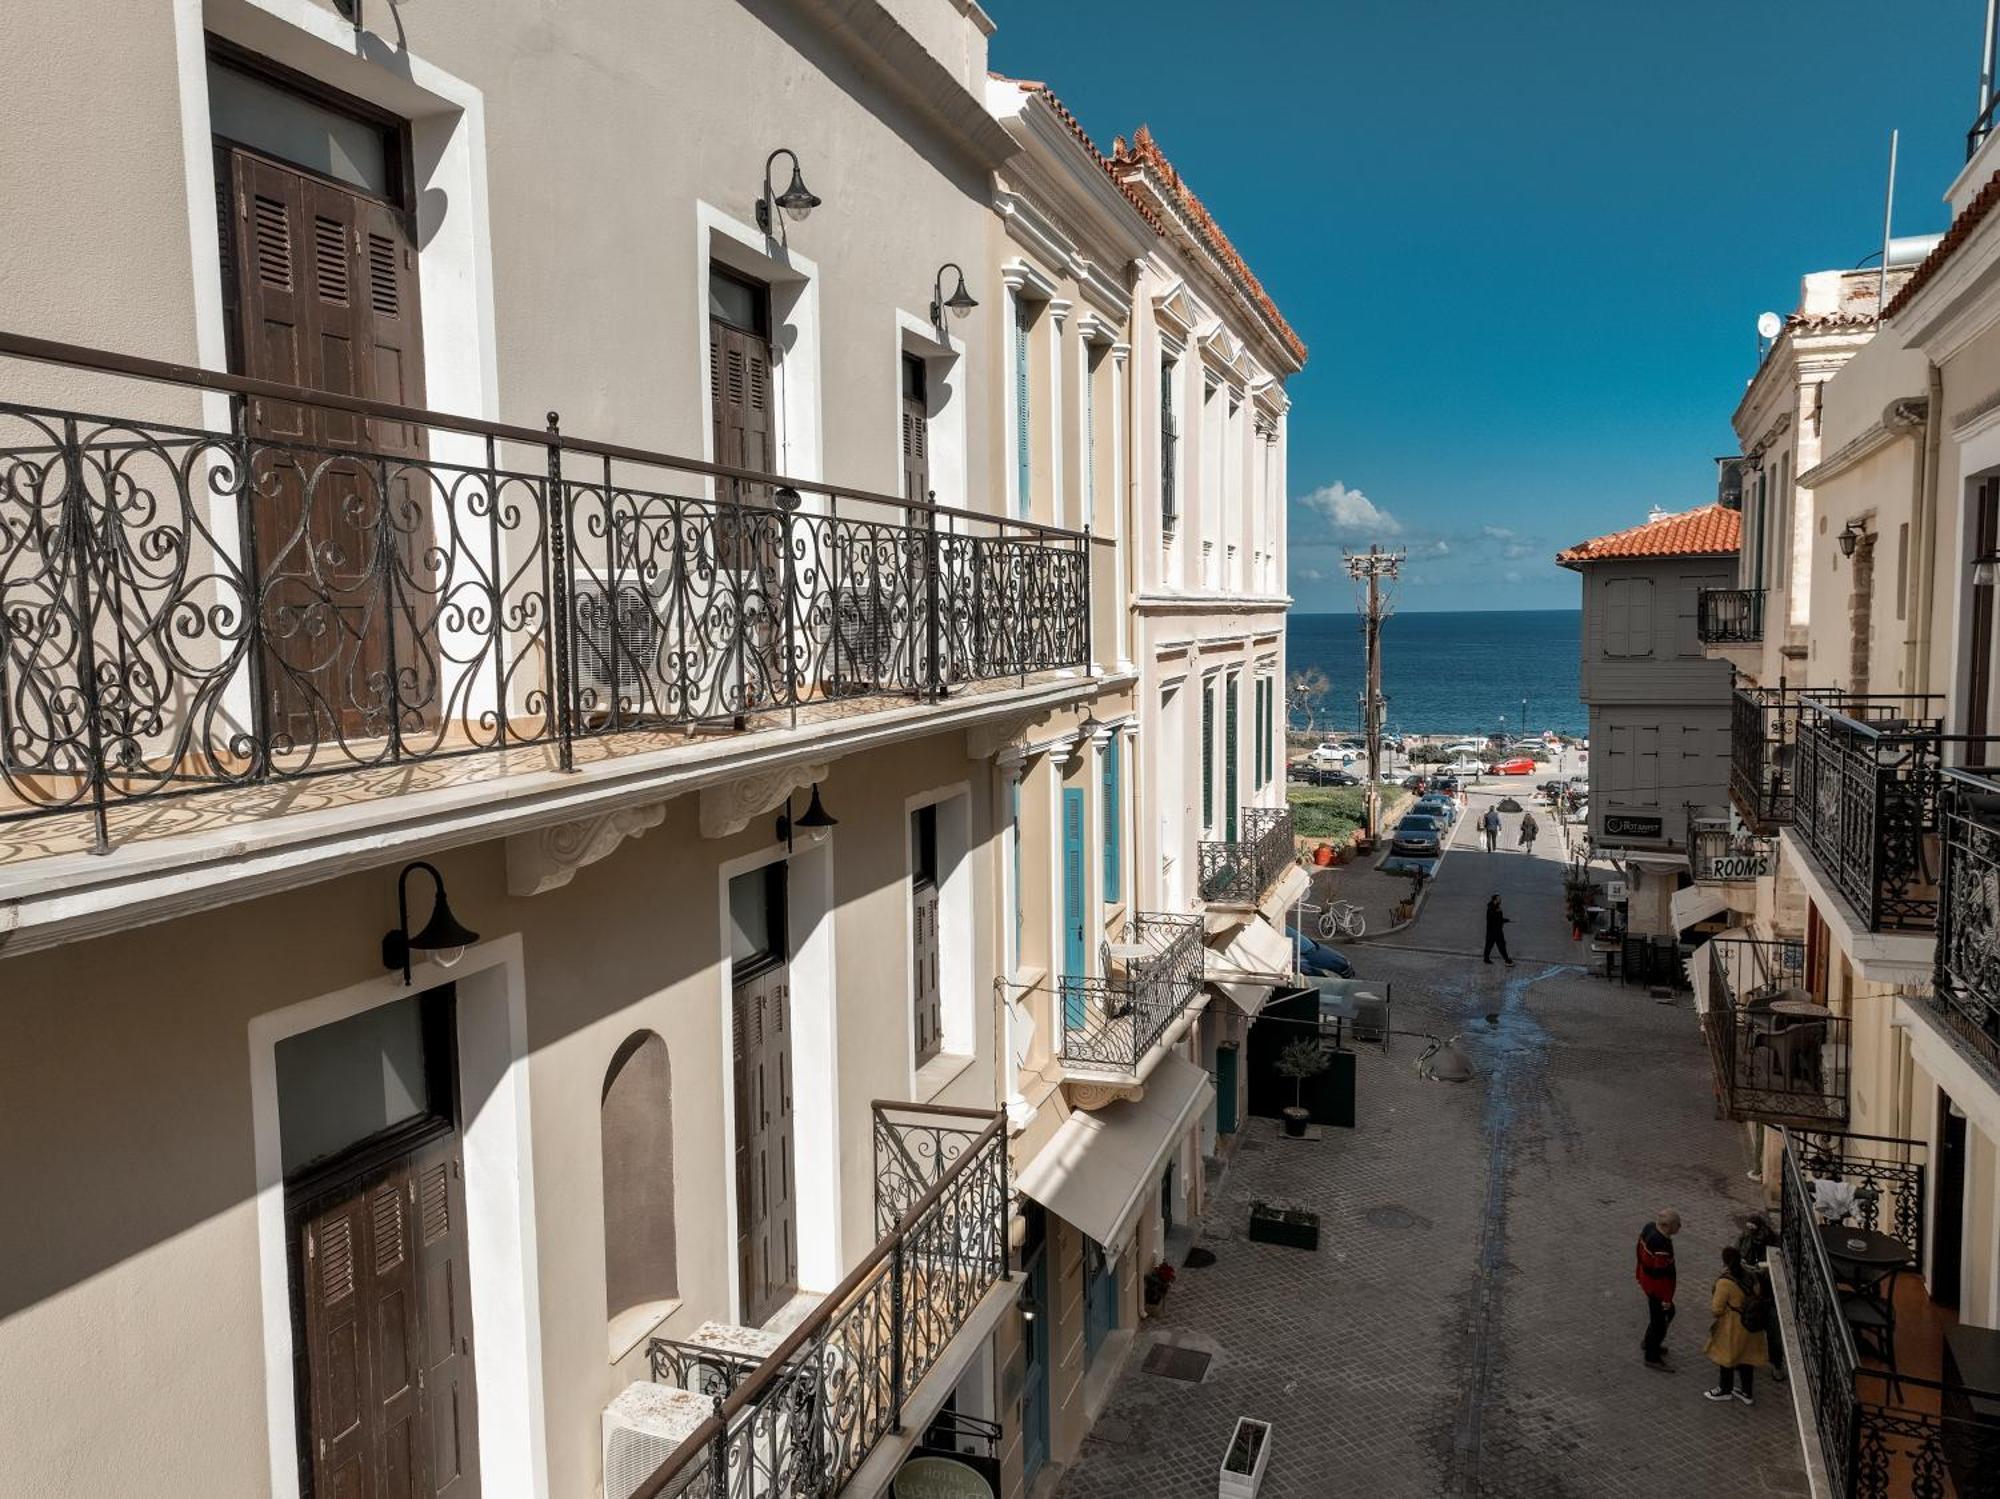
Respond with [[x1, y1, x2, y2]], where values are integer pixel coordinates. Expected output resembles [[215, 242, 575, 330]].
[[893, 1450, 1002, 1499], [1694, 832, 1774, 883], [1604, 814, 1664, 840]]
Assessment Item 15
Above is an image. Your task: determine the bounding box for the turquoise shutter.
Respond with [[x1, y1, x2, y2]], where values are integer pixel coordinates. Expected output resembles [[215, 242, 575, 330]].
[[1225, 678, 1239, 842], [1201, 683, 1214, 832], [1015, 303, 1031, 517], [1102, 733, 1121, 904], [1011, 775, 1023, 963], [1254, 680, 1266, 786]]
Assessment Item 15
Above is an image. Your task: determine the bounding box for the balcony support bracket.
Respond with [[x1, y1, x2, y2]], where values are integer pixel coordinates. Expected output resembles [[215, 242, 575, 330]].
[[506, 801, 668, 896], [699, 762, 831, 840]]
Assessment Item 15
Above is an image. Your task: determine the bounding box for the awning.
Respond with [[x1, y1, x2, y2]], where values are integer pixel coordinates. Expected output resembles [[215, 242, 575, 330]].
[[1205, 915, 1295, 1016], [1013, 1054, 1213, 1252], [1258, 864, 1313, 926], [1671, 882, 1730, 932]]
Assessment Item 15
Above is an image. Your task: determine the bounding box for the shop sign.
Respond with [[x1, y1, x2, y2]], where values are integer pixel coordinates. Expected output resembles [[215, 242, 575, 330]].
[[1604, 814, 1664, 839], [892, 1450, 1002, 1499]]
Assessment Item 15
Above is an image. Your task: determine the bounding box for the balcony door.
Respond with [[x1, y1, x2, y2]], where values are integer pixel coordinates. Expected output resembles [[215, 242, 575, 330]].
[[1969, 477, 1999, 742], [730, 864, 797, 1326], [211, 54, 431, 751], [901, 354, 930, 503], [709, 267, 783, 709]]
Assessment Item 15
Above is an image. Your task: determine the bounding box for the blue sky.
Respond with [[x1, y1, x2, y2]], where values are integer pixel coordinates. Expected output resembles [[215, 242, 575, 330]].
[[987, 0, 1978, 612]]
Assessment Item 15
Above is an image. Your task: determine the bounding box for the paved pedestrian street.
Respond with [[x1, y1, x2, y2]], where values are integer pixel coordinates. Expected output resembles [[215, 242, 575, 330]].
[[1057, 782, 1811, 1499]]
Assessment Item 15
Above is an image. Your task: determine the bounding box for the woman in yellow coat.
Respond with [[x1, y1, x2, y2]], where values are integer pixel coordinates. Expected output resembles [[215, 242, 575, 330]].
[[1702, 1245, 1770, 1406]]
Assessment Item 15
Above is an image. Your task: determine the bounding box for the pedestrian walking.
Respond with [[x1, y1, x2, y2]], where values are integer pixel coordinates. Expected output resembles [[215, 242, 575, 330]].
[[1518, 810, 1538, 852], [1735, 1214, 1786, 1384], [1636, 1209, 1681, 1369], [1482, 895, 1514, 965], [1481, 806, 1501, 851], [1702, 1245, 1771, 1405]]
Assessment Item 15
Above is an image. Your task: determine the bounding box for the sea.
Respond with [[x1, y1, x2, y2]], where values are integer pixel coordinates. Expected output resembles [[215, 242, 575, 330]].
[[1286, 608, 1584, 739]]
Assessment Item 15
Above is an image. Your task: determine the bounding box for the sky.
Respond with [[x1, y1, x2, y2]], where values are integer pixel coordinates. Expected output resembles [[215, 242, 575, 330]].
[[987, 0, 1980, 612]]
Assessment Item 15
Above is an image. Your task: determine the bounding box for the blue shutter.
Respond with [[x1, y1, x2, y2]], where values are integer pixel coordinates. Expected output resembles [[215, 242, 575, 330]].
[[1102, 733, 1121, 904], [1062, 787, 1087, 1029], [1201, 683, 1214, 832], [1015, 302, 1031, 518], [1253, 680, 1266, 787], [1225, 677, 1239, 843]]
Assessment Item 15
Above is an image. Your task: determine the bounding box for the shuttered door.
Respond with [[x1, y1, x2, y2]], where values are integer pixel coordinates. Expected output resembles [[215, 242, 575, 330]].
[[1101, 732, 1121, 905], [1971, 478, 1999, 740], [901, 354, 930, 503], [1225, 677, 1239, 843], [1014, 303, 1031, 517], [710, 318, 776, 568], [1201, 682, 1214, 832], [412, 1136, 480, 1496], [222, 147, 431, 749], [913, 878, 941, 1064], [733, 965, 798, 1325]]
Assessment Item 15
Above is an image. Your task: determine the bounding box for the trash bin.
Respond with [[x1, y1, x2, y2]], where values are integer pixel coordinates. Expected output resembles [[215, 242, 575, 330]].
[[1320, 1048, 1356, 1129]]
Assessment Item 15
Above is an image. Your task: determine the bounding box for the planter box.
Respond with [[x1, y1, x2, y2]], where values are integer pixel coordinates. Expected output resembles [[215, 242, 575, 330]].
[[1218, 1417, 1272, 1498], [1247, 1202, 1319, 1251]]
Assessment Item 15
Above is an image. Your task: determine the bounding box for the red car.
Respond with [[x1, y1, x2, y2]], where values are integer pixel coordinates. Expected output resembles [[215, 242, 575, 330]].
[[1490, 756, 1536, 775]]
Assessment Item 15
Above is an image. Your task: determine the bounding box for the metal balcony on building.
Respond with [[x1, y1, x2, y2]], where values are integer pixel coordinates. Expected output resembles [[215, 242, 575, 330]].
[[633, 1102, 1009, 1499], [1925, 768, 2000, 1089], [1046, 911, 1206, 1079], [1196, 806, 1296, 905], [1698, 586, 1765, 644], [0, 334, 1090, 860], [1701, 935, 1848, 1126], [1730, 685, 1809, 833], [1772, 1128, 2000, 1499]]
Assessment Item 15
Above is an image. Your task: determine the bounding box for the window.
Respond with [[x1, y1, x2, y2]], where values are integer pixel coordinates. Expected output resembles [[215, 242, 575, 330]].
[[1224, 676, 1239, 842], [276, 988, 452, 1177], [728, 863, 788, 979], [1102, 732, 1122, 904], [602, 1031, 677, 1323], [1201, 680, 1215, 832], [901, 353, 930, 504], [912, 805, 942, 1063], [207, 53, 397, 200], [1084, 349, 1098, 518], [1015, 299, 1032, 517], [1160, 359, 1179, 533]]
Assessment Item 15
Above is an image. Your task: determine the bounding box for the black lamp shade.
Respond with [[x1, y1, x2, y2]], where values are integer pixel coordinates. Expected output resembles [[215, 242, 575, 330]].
[[1839, 524, 1860, 558], [410, 892, 480, 958], [778, 165, 821, 221], [795, 782, 838, 830], [945, 275, 978, 318]]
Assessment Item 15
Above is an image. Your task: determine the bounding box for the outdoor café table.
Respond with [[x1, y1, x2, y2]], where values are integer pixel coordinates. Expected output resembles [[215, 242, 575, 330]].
[[1821, 1225, 1908, 1294], [1771, 998, 1833, 1019]]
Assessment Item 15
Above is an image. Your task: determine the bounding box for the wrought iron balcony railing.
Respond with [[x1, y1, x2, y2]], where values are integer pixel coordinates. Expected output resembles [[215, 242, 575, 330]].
[[0, 334, 1089, 854], [1050, 911, 1205, 1076], [1788, 695, 1997, 933], [1928, 767, 2000, 1087], [1702, 935, 1848, 1126], [1196, 806, 1296, 904], [1698, 586, 1766, 644], [1730, 684, 1808, 832], [1775, 1128, 2000, 1499], [1688, 816, 1774, 882], [636, 1101, 1007, 1499]]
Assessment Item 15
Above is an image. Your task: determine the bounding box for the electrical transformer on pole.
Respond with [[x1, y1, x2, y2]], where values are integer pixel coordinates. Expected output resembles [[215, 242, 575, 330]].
[[1344, 544, 1404, 839]]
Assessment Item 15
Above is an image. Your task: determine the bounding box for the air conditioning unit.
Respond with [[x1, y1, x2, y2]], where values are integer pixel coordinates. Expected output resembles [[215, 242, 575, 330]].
[[602, 1382, 713, 1499]]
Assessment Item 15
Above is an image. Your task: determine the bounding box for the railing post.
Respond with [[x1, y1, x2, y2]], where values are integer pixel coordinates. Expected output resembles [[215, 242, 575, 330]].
[[997, 1125, 1012, 1282], [230, 394, 272, 786], [707, 1394, 727, 1495], [375, 450, 406, 764], [924, 496, 942, 702], [544, 412, 575, 773], [1081, 523, 1093, 676], [59, 416, 111, 854], [485, 433, 508, 749], [889, 1238, 907, 1434]]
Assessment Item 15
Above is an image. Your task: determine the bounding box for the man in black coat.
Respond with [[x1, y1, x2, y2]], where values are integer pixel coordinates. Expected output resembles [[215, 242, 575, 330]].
[[1482, 895, 1514, 965]]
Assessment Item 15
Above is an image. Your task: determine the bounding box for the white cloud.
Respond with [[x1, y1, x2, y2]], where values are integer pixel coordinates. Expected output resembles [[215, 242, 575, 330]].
[[1503, 569, 1523, 584], [1481, 524, 1515, 540], [1433, 540, 1450, 554], [1297, 568, 1324, 583], [1296, 481, 1402, 537]]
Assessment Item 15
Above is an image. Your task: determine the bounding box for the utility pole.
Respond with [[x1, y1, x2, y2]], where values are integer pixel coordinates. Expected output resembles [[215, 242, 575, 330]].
[[1344, 544, 1405, 838]]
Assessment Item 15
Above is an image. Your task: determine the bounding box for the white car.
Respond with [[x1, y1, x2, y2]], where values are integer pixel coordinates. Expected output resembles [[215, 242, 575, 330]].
[[1444, 740, 1486, 756], [1447, 756, 1487, 774], [1308, 741, 1362, 765]]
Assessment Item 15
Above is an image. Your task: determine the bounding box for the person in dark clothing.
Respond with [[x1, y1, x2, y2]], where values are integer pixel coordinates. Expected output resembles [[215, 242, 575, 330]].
[[1735, 1213, 1786, 1383], [1482, 895, 1514, 965], [1637, 1209, 1682, 1368]]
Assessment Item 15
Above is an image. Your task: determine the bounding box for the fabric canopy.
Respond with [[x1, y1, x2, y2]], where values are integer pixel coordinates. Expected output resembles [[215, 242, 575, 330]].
[[1205, 915, 1295, 1016], [1259, 864, 1313, 927], [1671, 882, 1730, 933], [1012, 1054, 1212, 1252]]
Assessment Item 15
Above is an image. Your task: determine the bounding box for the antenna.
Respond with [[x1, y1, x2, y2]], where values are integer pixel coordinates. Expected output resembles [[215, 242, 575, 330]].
[[1756, 311, 1783, 341], [1880, 128, 1899, 312]]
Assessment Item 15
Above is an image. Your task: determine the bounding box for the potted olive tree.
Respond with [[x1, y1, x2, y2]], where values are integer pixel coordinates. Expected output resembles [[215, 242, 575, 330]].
[[1275, 1039, 1329, 1138]]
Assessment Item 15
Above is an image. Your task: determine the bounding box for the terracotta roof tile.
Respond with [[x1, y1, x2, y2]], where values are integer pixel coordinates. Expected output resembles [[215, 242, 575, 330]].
[[1884, 169, 2000, 321], [1107, 126, 1307, 366], [990, 75, 1166, 235], [1555, 504, 1741, 568]]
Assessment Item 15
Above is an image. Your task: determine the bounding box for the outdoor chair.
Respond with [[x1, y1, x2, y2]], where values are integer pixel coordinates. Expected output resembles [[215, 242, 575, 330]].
[[1839, 1288, 1902, 1396]]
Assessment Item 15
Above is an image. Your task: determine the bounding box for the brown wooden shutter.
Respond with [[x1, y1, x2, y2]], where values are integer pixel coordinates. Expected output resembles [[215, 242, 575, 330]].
[[733, 964, 798, 1325], [902, 395, 930, 504], [414, 1135, 480, 1496]]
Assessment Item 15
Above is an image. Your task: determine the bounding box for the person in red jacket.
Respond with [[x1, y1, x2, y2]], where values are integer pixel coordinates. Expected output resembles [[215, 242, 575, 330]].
[[1636, 1208, 1682, 1369]]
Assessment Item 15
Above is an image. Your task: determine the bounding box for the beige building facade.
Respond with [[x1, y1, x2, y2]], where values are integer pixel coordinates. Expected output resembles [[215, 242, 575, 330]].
[[0, 6, 1303, 1499]]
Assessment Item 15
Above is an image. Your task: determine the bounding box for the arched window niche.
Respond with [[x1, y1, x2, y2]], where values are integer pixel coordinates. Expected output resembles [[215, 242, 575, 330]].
[[602, 1029, 679, 1357]]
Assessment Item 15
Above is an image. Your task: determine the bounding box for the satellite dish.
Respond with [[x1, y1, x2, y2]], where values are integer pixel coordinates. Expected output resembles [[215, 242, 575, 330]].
[[1756, 311, 1783, 340]]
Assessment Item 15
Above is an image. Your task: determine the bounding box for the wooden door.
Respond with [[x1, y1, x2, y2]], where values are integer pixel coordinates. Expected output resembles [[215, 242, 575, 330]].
[[710, 317, 776, 568], [913, 879, 941, 1065], [296, 1136, 478, 1499], [901, 354, 930, 504], [220, 146, 430, 750], [1969, 478, 1999, 742], [733, 965, 798, 1326]]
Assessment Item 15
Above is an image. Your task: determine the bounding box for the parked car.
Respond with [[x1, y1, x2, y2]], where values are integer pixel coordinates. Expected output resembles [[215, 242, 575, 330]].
[[1490, 756, 1536, 775], [1414, 794, 1458, 824], [1308, 740, 1362, 765], [1288, 928, 1355, 979], [1429, 774, 1460, 795], [1400, 774, 1429, 791], [1390, 814, 1445, 856], [1447, 756, 1486, 775], [1290, 763, 1358, 786], [1444, 740, 1486, 756]]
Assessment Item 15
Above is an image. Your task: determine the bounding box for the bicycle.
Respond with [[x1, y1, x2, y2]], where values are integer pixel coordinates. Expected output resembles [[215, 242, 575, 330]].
[[1298, 897, 1366, 941]]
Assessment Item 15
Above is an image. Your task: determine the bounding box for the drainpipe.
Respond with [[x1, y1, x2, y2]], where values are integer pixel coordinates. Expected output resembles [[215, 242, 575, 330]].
[[1912, 365, 1945, 699]]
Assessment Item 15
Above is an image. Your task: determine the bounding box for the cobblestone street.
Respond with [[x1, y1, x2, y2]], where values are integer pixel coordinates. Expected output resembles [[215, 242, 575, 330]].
[[1057, 782, 1810, 1499]]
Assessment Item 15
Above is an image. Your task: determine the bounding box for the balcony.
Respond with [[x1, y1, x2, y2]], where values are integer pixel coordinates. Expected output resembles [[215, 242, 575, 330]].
[[1925, 768, 2000, 1087], [1197, 806, 1296, 905], [1050, 911, 1206, 1079], [0, 335, 1089, 862], [1698, 586, 1766, 644], [1702, 935, 1848, 1126], [1731, 685, 1809, 832], [634, 1102, 1008, 1499], [1776, 1128, 2000, 1499]]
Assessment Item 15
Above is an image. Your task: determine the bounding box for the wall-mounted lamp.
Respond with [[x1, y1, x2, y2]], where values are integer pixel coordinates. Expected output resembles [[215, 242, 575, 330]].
[[777, 782, 838, 850], [1838, 519, 1866, 559], [756, 149, 821, 237], [1019, 1297, 1040, 1327], [929, 262, 978, 336], [382, 861, 480, 986], [1973, 553, 1998, 588]]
